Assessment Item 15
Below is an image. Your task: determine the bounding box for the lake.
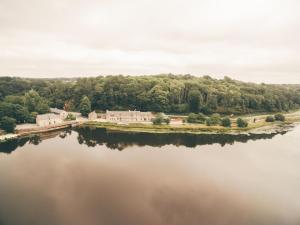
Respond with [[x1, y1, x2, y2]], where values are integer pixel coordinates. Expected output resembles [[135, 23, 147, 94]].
[[0, 126, 300, 225]]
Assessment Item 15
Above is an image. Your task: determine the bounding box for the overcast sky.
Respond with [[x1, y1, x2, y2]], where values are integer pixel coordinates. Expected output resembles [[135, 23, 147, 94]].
[[0, 0, 299, 83]]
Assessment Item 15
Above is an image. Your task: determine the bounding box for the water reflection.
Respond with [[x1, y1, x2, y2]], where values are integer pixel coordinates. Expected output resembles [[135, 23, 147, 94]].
[[0, 127, 288, 153], [0, 126, 300, 225]]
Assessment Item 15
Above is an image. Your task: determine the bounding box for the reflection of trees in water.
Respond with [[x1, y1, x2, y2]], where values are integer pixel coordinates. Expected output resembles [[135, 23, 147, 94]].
[[75, 127, 287, 151], [0, 129, 72, 154], [0, 127, 288, 153]]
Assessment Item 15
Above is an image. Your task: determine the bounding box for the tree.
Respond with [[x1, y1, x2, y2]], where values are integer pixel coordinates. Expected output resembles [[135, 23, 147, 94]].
[[188, 90, 201, 113], [274, 113, 285, 121], [237, 118, 248, 128], [79, 96, 91, 117], [24, 90, 49, 114], [265, 116, 275, 122], [0, 116, 16, 133], [221, 117, 231, 127], [27, 112, 38, 123], [13, 104, 30, 123]]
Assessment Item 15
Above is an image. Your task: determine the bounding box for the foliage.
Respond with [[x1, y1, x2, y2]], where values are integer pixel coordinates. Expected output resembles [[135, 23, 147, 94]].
[[27, 112, 38, 123], [164, 117, 170, 125], [0, 116, 16, 133], [24, 90, 49, 114], [274, 113, 285, 121], [188, 89, 202, 113], [206, 113, 221, 126], [152, 113, 170, 125], [237, 118, 248, 128], [221, 117, 231, 127], [0, 102, 30, 124], [265, 116, 275, 122], [0, 75, 300, 118], [79, 96, 91, 117], [152, 114, 164, 125], [66, 113, 76, 121], [187, 113, 206, 124]]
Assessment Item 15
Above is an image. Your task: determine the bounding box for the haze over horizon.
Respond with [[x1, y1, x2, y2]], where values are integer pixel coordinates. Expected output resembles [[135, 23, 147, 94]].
[[0, 0, 300, 84]]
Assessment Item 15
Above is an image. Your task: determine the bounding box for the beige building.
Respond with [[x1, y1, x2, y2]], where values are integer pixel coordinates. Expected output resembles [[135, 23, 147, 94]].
[[106, 110, 154, 123], [36, 113, 63, 126], [50, 108, 68, 120], [88, 111, 98, 120]]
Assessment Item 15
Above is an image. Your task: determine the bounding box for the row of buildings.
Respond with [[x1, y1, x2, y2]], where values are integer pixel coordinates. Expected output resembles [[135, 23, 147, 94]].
[[36, 109, 154, 126], [88, 110, 154, 123]]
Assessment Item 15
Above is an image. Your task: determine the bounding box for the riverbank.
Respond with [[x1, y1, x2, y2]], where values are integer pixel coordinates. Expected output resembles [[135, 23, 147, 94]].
[[1, 111, 300, 143], [81, 111, 300, 135], [81, 121, 295, 135], [0, 121, 81, 143]]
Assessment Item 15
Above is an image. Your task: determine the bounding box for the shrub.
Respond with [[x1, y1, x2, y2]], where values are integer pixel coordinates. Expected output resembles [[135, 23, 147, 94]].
[[237, 118, 248, 128], [66, 113, 76, 121], [221, 117, 231, 127], [164, 117, 170, 125], [0, 116, 16, 133], [274, 113, 285, 121], [265, 116, 275, 122], [206, 118, 212, 126], [187, 113, 206, 124], [152, 114, 164, 125], [205, 113, 222, 126]]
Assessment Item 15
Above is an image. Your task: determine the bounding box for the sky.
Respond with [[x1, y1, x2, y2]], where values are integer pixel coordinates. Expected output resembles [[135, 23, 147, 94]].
[[0, 0, 300, 83]]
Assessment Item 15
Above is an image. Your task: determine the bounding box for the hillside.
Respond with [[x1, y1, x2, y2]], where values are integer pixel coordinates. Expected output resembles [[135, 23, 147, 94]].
[[1, 74, 300, 115]]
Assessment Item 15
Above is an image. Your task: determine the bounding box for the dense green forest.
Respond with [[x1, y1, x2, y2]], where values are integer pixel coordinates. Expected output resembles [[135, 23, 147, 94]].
[[1, 75, 300, 126]]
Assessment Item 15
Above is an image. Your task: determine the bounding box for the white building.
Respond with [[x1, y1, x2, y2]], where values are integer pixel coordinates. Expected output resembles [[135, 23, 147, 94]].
[[50, 108, 68, 120], [88, 111, 98, 120], [36, 113, 63, 127], [106, 110, 154, 123]]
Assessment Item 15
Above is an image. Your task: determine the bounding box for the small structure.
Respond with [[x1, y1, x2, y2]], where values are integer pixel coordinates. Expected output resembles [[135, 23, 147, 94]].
[[88, 111, 98, 120], [106, 110, 154, 123], [50, 108, 68, 120], [36, 113, 63, 126]]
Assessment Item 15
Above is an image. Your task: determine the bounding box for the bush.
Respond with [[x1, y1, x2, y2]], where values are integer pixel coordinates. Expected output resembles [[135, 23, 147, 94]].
[[265, 116, 275, 122], [152, 114, 164, 125], [164, 117, 170, 125], [221, 117, 231, 127], [205, 113, 221, 126], [0, 116, 16, 133], [237, 118, 248, 128], [206, 118, 212, 126], [187, 113, 206, 124], [66, 113, 76, 121], [274, 113, 285, 121]]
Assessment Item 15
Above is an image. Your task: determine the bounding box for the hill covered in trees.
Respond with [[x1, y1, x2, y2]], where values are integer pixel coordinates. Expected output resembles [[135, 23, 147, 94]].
[[1, 75, 300, 118]]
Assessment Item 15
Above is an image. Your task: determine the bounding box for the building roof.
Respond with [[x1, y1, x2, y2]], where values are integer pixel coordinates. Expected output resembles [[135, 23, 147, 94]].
[[106, 110, 152, 115], [50, 108, 66, 114], [37, 113, 61, 120]]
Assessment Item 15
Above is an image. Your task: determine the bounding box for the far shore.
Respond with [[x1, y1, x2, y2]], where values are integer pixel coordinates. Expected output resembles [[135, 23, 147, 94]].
[[1, 110, 300, 143]]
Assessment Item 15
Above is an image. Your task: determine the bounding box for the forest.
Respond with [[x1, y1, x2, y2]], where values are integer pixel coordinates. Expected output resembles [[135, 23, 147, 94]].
[[1, 74, 300, 128]]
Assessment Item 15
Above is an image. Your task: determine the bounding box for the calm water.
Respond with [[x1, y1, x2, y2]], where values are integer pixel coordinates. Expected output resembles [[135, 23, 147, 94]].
[[0, 126, 300, 225]]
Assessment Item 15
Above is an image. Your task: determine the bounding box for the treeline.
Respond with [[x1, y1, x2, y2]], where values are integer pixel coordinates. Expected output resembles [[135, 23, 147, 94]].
[[1, 75, 300, 117]]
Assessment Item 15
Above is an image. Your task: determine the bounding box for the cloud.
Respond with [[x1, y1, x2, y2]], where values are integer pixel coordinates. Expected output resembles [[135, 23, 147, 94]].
[[0, 0, 299, 83]]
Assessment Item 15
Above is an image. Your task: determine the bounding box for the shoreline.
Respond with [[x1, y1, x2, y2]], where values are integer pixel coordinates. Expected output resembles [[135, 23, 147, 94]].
[[1, 111, 300, 143], [80, 121, 297, 135]]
